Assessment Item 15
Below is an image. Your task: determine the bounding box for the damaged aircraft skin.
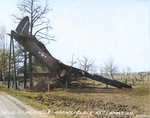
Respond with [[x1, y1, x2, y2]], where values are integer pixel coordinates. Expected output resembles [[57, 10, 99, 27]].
[[10, 16, 132, 89]]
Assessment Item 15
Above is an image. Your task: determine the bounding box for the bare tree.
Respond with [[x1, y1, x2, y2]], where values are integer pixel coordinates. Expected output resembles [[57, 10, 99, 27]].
[[99, 65, 105, 76], [12, 0, 54, 42], [125, 66, 134, 85], [103, 57, 118, 80], [0, 27, 7, 49], [78, 56, 95, 72], [90, 65, 98, 74], [125, 66, 131, 80], [0, 26, 9, 81], [138, 72, 149, 85], [69, 54, 76, 67], [126, 66, 131, 75], [12, 0, 54, 91], [121, 68, 126, 80]]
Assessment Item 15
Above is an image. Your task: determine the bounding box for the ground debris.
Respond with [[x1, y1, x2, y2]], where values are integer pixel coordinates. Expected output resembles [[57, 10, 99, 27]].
[[32, 93, 133, 117]]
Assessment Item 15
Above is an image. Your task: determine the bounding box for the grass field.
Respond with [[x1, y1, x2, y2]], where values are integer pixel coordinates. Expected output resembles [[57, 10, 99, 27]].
[[0, 79, 149, 118]]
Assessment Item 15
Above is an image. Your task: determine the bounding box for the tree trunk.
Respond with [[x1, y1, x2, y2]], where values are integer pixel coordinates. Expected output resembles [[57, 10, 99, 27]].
[[29, 53, 33, 91], [8, 38, 12, 88], [12, 38, 17, 89], [0, 71, 2, 82], [24, 51, 27, 89], [111, 73, 115, 80]]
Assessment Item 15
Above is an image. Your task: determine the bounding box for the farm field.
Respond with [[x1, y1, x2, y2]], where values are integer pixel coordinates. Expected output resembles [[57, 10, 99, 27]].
[[0, 79, 149, 118]]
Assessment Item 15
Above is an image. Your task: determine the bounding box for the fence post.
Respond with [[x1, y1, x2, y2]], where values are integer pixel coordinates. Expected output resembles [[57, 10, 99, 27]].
[[132, 79, 134, 86], [93, 81, 95, 88], [125, 79, 127, 84], [48, 84, 50, 92], [65, 82, 68, 92]]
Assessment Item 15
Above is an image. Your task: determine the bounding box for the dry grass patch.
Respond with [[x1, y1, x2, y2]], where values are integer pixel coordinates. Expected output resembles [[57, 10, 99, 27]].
[[0, 80, 149, 117]]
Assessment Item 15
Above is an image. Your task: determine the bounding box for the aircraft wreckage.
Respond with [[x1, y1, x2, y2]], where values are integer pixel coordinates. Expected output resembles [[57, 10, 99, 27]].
[[10, 16, 132, 89]]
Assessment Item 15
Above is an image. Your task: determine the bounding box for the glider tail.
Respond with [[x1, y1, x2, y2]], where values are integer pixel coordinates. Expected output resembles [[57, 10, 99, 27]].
[[15, 16, 30, 36]]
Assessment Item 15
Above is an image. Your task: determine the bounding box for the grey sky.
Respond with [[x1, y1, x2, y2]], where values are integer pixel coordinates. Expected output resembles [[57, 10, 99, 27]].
[[0, 0, 149, 73]]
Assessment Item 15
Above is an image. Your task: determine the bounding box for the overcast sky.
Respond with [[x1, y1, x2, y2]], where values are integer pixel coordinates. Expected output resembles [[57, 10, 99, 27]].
[[0, 0, 149, 73]]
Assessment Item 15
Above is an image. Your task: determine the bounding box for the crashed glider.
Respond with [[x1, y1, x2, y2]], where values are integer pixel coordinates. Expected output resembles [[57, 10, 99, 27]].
[[10, 16, 132, 89]]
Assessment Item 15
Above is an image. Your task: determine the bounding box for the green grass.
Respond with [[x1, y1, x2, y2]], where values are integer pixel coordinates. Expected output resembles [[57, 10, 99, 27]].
[[0, 85, 49, 110]]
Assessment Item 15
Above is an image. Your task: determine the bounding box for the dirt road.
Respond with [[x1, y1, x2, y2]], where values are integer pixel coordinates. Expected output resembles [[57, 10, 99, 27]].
[[0, 91, 52, 118]]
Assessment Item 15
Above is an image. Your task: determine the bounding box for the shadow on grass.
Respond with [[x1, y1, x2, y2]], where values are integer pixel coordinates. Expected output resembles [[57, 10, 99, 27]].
[[65, 85, 128, 94], [0, 83, 132, 95]]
